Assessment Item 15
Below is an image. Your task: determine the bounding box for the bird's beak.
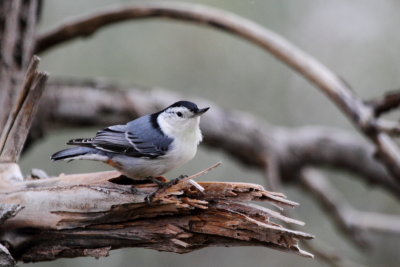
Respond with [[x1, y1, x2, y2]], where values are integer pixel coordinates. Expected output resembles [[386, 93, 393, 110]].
[[192, 107, 209, 117]]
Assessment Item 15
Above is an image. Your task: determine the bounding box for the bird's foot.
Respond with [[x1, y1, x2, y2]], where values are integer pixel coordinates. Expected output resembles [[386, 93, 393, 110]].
[[147, 176, 169, 186], [145, 175, 188, 205]]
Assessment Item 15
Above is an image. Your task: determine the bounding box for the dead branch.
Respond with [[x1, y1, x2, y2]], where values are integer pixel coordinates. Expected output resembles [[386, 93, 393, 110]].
[[367, 90, 400, 117], [0, 169, 313, 263], [36, 80, 400, 199], [35, 1, 400, 181], [299, 168, 370, 248], [0, 0, 40, 131], [300, 168, 400, 244], [0, 56, 48, 163]]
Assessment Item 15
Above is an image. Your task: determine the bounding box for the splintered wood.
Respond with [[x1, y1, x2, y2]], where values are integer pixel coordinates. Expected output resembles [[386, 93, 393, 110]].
[[0, 167, 314, 263]]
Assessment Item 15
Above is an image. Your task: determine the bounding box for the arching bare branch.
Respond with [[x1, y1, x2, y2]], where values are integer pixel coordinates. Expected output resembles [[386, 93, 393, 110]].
[[34, 79, 399, 199], [35, 1, 400, 181]]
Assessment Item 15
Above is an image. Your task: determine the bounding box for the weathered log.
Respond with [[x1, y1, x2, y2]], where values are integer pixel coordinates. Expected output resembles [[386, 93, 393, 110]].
[[0, 170, 313, 263]]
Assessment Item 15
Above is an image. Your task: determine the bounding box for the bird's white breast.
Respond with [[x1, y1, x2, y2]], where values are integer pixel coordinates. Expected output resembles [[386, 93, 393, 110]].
[[113, 122, 202, 179]]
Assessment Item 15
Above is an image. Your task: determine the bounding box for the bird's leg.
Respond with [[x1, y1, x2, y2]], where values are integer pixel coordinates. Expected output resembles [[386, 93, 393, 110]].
[[147, 176, 169, 186], [145, 175, 188, 205], [164, 174, 188, 187], [151, 174, 188, 187], [130, 186, 139, 194]]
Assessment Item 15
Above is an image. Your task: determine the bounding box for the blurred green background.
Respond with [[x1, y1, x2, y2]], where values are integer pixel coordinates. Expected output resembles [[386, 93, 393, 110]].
[[21, 0, 400, 266]]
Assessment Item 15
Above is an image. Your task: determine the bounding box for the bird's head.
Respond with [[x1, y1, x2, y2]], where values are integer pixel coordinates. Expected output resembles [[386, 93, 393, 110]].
[[156, 100, 209, 139]]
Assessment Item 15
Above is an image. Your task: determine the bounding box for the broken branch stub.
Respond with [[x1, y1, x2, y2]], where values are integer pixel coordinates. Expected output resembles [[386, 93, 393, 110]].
[[0, 170, 313, 263]]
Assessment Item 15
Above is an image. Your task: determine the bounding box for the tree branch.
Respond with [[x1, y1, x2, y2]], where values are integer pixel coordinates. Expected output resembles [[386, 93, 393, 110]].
[[0, 56, 48, 163], [367, 90, 400, 117], [0, 169, 313, 263], [0, 0, 40, 131], [300, 168, 400, 245], [35, 79, 399, 199], [35, 1, 400, 181], [299, 168, 370, 248]]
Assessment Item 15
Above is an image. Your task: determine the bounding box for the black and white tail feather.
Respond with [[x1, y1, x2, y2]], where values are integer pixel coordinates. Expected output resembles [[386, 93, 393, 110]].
[[51, 146, 106, 162]]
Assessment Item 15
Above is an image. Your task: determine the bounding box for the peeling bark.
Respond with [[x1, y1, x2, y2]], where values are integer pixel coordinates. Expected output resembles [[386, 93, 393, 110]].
[[0, 171, 313, 262]]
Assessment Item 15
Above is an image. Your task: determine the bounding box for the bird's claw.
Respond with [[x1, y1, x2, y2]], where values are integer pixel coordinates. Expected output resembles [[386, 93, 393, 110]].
[[146, 176, 168, 186], [130, 186, 139, 194], [145, 192, 156, 205], [145, 174, 188, 205]]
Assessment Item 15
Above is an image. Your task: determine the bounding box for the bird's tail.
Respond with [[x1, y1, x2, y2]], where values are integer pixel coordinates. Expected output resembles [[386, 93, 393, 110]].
[[51, 147, 106, 162]]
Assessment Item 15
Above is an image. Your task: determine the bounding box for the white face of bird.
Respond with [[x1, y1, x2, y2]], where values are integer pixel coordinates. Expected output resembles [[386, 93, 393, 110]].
[[157, 106, 209, 138]]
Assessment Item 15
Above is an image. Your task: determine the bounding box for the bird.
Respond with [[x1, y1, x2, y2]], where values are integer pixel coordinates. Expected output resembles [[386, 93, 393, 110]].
[[51, 100, 209, 181]]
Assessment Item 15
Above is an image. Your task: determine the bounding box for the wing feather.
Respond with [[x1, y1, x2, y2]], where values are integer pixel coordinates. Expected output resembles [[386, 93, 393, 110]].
[[67, 115, 172, 159]]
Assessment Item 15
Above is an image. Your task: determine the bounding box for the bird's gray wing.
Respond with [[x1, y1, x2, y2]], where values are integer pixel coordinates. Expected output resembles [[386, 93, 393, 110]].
[[67, 115, 173, 159]]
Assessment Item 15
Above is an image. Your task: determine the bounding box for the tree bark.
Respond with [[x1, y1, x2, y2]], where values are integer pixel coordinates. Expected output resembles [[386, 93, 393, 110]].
[[0, 170, 313, 263]]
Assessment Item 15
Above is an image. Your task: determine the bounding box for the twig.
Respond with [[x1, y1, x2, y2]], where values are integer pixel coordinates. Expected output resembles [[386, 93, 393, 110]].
[[299, 168, 370, 248], [264, 153, 282, 191], [152, 162, 221, 199], [35, 1, 400, 181], [301, 241, 366, 267], [183, 161, 222, 181], [350, 211, 400, 235], [367, 90, 400, 117], [185, 162, 222, 192], [300, 168, 400, 244]]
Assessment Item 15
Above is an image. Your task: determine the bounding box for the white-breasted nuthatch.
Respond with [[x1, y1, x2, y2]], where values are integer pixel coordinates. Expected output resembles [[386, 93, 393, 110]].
[[51, 101, 209, 180]]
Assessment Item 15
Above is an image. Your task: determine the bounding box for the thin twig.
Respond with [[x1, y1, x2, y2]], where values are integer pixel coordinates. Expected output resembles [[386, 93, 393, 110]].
[[179, 161, 222, 183], [153, 162, 222, 198], [183, 162, 223, 193], [301, 241, 366, 267], [301, 168, 400, 244], [299, 168, 370, 248], [367, 90, 400, 117]]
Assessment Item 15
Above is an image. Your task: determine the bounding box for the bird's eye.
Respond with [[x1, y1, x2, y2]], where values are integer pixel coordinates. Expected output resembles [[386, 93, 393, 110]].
[[176, 112, 183, 117]]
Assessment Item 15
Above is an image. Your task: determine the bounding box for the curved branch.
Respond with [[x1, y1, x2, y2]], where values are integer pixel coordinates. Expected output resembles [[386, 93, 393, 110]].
[[35, 1, 400, 180], [33, 80, 400, 198], [35, 2, 362, 119], [300, 168, 400, 237]]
